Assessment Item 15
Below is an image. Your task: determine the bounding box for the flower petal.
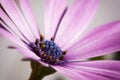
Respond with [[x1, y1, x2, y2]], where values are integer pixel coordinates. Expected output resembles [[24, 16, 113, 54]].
[[16, 46, 49, 67], [70, 60, 120, 72], [52, 65, 88, 80], [80, 67, 120, 80], [0, 8, 29, 43], [0, 28, 26, 48], [16, 46, 39, 60], [44, 0, 67, 40], [74, 70, 108, 80], [66, 60, 120, 80], [18, 0, 40, 39], [0, 26, 47, 66], [55, 0, 99, 50], [66, 21, 120, 60], [1, 0, 35, 42]]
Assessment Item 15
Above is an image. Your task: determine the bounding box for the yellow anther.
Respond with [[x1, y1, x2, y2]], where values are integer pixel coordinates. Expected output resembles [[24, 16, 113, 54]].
[[40, 42, 46, 48], [50, 37, 54, 41], [63, 50, 67, 55], [55, 58, 59, 63], [43, 53, 47, 58], [35, 38, 39, 42], [40, 34, 44, 41], [41, 44, 46, 48], [49, 56, 53, 60], [35, 39, 39, 44], [60, 55, 64, 60], [39, 42, 44, 46]]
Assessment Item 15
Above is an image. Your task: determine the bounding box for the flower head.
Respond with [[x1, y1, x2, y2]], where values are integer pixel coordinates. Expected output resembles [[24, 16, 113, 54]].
[[1, 0, 120, 79]]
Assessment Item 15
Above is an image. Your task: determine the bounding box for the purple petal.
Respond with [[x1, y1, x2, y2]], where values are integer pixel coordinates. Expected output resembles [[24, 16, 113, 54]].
[[44, 0, 67, 40], [0, 22, 7, 30], [74, 70, 108, 80], [0, 22, 31, 57], [0, 28, 26, 48], [1, 0, 35, 42], [52, 65, 88, 80], [64, 60, 120, 80], [70, 60, 120, 72], [0, 28, 47, 66], [16, 46, 49, 67], [66, 21, 120, 60], [79, 66, 120, 80], [18, 0, 40, 39], [62, 66, 108, 80], [0, 8, 29, 42], [55, 0, 99, 50], [0, 28, 48, 66], [16, 46, 39, 60]]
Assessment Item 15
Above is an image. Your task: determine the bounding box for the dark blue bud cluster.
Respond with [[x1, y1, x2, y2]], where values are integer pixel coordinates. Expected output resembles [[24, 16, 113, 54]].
[[29, 35, 67, 65], [43, 40, 63, 59]]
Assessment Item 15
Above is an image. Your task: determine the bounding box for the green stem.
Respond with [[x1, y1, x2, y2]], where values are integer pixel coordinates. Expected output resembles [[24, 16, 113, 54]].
[[29, 61, 56, 80], [114, 51, 120, 60], [29, 71, 44, 80], [90, 56, 105, 60]]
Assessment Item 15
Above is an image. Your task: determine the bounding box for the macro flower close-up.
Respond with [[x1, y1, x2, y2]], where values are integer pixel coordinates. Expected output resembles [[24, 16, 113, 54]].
[[0, 0, 120, 80]]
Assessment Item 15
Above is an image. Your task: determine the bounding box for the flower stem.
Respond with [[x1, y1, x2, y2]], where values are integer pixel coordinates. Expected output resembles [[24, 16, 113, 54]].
[[29, 61, 56, 80], [114, 51, 120, 60], [90, 56, 105, 60]]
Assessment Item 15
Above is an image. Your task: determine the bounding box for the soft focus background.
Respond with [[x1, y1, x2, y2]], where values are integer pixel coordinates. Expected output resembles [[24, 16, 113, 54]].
[[0, 0, 120, 80]]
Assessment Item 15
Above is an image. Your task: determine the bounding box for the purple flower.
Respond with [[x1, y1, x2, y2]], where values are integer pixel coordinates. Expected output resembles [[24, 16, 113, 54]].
[[0, 0, 120, 80]]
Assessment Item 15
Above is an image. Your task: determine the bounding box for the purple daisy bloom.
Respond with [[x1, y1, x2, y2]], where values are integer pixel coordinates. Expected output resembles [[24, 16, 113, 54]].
[[1, 0, 120, 80]]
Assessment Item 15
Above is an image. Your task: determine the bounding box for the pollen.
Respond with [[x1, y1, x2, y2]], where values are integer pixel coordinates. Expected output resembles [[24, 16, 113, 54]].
[[49, 56, 53, 60], [30, 34, 67, 65]]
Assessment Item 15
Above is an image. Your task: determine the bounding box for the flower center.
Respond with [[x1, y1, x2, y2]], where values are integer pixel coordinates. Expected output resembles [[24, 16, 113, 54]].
[[29, 34, 67, 65]]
